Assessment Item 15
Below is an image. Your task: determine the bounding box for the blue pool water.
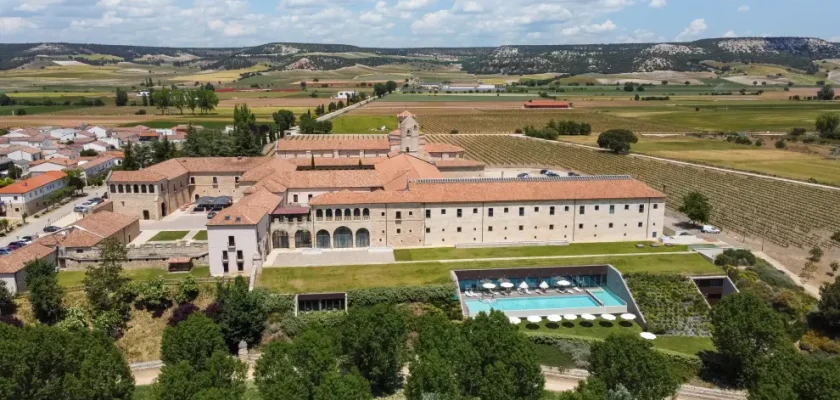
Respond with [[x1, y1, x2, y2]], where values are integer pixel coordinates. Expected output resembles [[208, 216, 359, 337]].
[[464, 288, 625, 314]]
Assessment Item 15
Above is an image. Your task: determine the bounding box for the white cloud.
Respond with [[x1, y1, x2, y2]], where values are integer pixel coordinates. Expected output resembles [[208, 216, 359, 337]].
[[14, 0, 62, 12], [648, 0, 666, 8], [396, 0, 435, 10], [676, 18, 707, 40], [207, 18, 256, 36], [562, 20, 617, 36], [618, 28, 656, 43], [359, 12, 383, 23], [70, 11, 124, 29], [723, 30, 737, 38], [737, 5, 750, 12], [411, 9, 450, 34], [455, 0, 483, 13], [0, 17, 36, 34]]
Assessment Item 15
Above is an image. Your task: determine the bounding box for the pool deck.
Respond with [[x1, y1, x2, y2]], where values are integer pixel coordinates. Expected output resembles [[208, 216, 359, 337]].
[[461, 288, 628, 318]]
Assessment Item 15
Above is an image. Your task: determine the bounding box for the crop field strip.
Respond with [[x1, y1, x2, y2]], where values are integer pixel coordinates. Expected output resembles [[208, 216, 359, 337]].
[[425, 134, 840, 251], [414, 110, 689, 134]]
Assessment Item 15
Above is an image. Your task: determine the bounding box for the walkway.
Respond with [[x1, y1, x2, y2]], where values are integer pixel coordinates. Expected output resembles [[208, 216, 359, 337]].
[[266, 247, 396, 267], [0, 189, 101, 247]]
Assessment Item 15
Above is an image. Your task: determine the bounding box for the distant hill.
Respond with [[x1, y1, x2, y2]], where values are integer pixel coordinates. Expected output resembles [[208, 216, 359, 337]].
[[2, 37, 838, 75]]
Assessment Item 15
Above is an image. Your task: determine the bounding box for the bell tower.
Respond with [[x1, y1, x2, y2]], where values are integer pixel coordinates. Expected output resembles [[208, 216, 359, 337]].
[[398, 111, 420, 154]]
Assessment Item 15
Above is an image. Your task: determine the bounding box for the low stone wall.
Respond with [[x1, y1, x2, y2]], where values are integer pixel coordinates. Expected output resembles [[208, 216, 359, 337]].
[[62, 242, 209, 271]]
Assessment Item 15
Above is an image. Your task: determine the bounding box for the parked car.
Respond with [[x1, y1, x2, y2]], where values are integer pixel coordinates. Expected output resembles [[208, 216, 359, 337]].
[[568, 172, 580, 177], [74, 204, 93, 213], [20, 236, 34, 244], [540, 169, 549, 174], [88, 197, 103, 205], [517, 173, 529, 178], [545, 171, 560, 177], [43, 225, 61, 233], [701, 225, 721, 234], [0, 248, 11, 255], [7, 241, 26, 250], [207, 211, 217, 219]]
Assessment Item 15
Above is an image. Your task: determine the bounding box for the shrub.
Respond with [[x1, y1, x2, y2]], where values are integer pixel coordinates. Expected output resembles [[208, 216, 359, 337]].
[[775, 138, 787, 149], [136, 276, 171, 311], [800, 330, 840, 354], [93, 310, 124, 338], [746, 260, 798, 290], [173, 276, 199, 304], [168, 302, 200, 327], [135, 109, 146, 115], [714, 248, 757, 267], [56, 307, 89, 331]]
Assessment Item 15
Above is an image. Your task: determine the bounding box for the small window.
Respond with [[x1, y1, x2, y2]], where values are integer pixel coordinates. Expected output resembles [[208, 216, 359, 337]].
[[534, 207, 539, 212], [457, 227, 462, 232], [549, 206, 555, 215], [504, 207, 509, 213], [564, 206, 569, 212], [426, 209, 431, 218], [609, 205, 615, 214], [190, 177, 195, 184], [228, 236, 235, 246], [308, 194, 313, 200], [578, 223, 583, 229], [639, 204, 645, 213], [652, 232, 658, 238], [519, 207, 524, 216], [579, 206, 585, 215], [235, 176, 240, 183], [609, 223, 614, 228], [426, 228, 430, 233], [396, 229, 401, 234], [381, 212, 385, 217], [488, 226, 493, 232], [212, 177, 218, 184], [293, 194, 298, 203], [653, 204, 659, 209], [441, 209, 446, 215], [638, 222, 643, 227], [473, 208, 478, 214], [457, 209, 462, 218], [549, 224, 554, 230], [409, 211, 413, 216], [488, 208, 494, 217], [595, 205, 600, 211], [396, 211, 402, 219], [625, 204, 630, 210], [518, 225, 523, 231]]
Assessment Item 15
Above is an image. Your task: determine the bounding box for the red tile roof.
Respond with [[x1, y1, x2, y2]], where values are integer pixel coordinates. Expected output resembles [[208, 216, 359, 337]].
[[277, 138, 391, 152], [424, 143, 465, 153], [0, 171, 65, 194]]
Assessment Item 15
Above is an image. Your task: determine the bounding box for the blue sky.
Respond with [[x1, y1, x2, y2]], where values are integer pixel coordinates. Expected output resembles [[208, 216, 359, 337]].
[[0, 0, 837, 47]]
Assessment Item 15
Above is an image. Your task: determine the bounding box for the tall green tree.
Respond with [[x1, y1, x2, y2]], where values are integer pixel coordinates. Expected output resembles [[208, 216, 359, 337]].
[[213, 276, 268, 349], [198, 89, 219, 114], [290, 327, 340, 397], [0, 324, 134, 400], [154, 351, 246, 400], [0, 280, 17, 315], [153, 88, 172, 114], [816, 113, 840, 138], [711, 292, 788, 387], [25, 259, 64, 324], [678, 191, 712, 225], [171, 89, 186, 114], [589, 334, 680, 400], [272, 109, 296, 133], [341, 304, 407, 396], [597, 129, 638, 154], [232, 104, 259, 155], [153, 137, 176, 164], [115, 88, 128, 106], [313, 371, 372, 400], [65, 168, 85, 194], [373, 83, 388, 97], [385, 80, 398, 93], [161, 313, 227, 368], [254, 341, 309, 400], [817, 85, 836, 101], [84, 238, 129, 317], [819, 278, 840, 331], [121, 141, 139, 171], [185, 89, 199, 114]]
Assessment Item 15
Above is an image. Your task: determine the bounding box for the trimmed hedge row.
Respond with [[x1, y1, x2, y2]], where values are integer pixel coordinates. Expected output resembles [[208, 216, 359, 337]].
[[347, 284, 457, 308]]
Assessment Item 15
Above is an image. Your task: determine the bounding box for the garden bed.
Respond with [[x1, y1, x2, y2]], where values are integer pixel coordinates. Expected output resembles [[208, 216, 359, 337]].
[[624, 273, 712, 336]]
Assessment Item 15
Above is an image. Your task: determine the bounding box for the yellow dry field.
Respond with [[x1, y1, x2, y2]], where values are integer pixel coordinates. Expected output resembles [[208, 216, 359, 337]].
[[170, 65, 272, 83], [6, 91, 112, 98]]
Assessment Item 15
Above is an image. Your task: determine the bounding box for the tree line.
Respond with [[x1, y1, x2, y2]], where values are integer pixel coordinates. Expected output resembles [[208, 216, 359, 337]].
[[115, 87, 219, 115], [520, 119, 593, 139]]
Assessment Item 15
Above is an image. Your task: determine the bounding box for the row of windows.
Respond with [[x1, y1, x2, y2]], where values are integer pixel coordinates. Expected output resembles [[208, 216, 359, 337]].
[[110, 184, 156, 194], [423, 221, 652, 233], [422, 204, 660, 218], [189, 176, 240, 185]]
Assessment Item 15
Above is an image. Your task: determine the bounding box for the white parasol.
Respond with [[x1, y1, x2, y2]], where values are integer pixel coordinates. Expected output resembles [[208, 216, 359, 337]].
[[482, 282, 497, 289], [526, 315, 542, 323], [539, 281, 550, 289], [556, 280, 571, 286], [500, 282, 514, 289], [620, 313, 637, 321], [546, 315, 563, 322], [519, 281, 529, 289], [563, 314, 578, 321], [600, 314, 617, 321], [640, 332, 657, 340], [581, 314, 597, 321], [509, 317, 522, 324]]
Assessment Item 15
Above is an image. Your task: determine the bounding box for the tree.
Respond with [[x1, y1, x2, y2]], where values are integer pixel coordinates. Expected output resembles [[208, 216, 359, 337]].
[[154, 350, 247, 400], [831, 261, 840, 276], [818, 277, 840, 330], [678, 191, 712, 225], [313, 371, 372, 400], [817, 85, 836, 100], [775, 138, 787, 149], [0, 324, 134, 400], [84, 237, 129, 317], [115, 88, 129, 106], [186, 89, 199, 114], [153, 137, 176, 164], [153, 88, 172, 114], [800, 261, 818, 283], [65, 168, 85, 194], [816, 113, 840, 138], [290, 327, 341, 396], [711, 292, 788, 386], [300, 81, 307, 91], [171, 89, 186, 114], [405, 351, 461, 400], [809, 246, 824, 262], [553, 378, 610, 400], [136, 276, 172, 311], [272, 109, 296, 132], [142, 93, 149, 107], [341, 304, 407, 395], [197, 89, 219, 114], [0, 280, 16, 315], [122, 141, 139, 171], [597, 129, 638, 154], [213, 276, 268, 349], [174, 275, 199, 304], [79, 148, 99, 156], [714, 248, 756, 267], [373, 83, 388, 97], [589, 334, 679, 400], [385, 80, 398, 93], [254, 341, 309, 400], [161, 313, 227, 368], [25, 259, 64, 324]]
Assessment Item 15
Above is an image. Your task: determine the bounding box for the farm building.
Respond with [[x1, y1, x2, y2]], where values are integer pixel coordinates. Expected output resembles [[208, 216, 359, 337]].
[[524, 100, 571, 109]]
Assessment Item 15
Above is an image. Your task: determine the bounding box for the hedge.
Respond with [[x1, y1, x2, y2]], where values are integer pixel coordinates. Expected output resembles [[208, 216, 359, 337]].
[[347, 284, 456, 308]]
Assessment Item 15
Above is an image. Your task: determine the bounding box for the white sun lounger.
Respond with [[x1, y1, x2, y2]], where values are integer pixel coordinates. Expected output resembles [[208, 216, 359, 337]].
[[573, 287, 583, 293], [524, 289, 532, 295]]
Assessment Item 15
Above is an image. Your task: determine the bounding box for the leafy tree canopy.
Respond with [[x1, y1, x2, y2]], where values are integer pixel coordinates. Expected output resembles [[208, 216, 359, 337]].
[[589, 334, 680, 400], [597, 129, 638, 154], [678, 191, 712, 225]]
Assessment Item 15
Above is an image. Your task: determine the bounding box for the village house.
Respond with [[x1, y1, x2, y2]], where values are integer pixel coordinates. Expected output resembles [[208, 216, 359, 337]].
[[0, 171, 67, 219]]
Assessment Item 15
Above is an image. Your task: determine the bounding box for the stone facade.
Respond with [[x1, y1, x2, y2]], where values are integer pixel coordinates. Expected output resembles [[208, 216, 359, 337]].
[[189, 173, 245, 202], [109, 173, 190, 220]]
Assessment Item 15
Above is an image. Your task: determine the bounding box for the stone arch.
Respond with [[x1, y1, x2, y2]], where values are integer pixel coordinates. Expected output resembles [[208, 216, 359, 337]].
[[316, 230, 331, 249], [355, 228, 370, 248], [272, 230, 289, 249], [334, 227, 353, 248], [295, 230, 312, 248]]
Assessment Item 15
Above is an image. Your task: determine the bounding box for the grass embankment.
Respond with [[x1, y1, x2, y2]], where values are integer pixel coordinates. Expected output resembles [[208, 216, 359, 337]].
[[57, 266, 210, 288], [148, 230, 190, 242], [259, 253, 719, 293], [330, 115, 397, 133], [394, 242, 689, 261], [192, 230, 208, 241]]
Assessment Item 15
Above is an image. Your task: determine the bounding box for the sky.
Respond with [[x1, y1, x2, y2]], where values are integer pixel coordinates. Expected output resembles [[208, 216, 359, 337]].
[[0, 0, 838, 48]]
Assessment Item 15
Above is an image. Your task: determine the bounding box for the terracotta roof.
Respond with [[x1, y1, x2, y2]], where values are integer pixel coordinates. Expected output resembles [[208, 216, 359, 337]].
[[208, 189, 281, 226], [424, 143, 465, 153], [398, 110, 414, 117], [104, 151, 124, 159], [0, 242, 56, 274], [239, 158, 297, 182], [88, 140, 111, 148], [375, 154, 443, 181], [40, 229, 103, 248], [109, 169, 166, 183], [0, 171, 65, 194], [73, 211, 138, 240], [30, 159, 77, 168], [139, 132, 160, 138], [277, 139, 391, 152], [311, 176, 664, 206], [173, 157, 268, 174], [9, 136, 46, 142], [285, 157, 388, 168], [259, 169, 409, 190], [79, 155, 115, 170], [434, 159, 486, 168]]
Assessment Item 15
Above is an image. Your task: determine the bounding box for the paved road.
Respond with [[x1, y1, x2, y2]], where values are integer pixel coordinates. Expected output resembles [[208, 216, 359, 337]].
[[1, 189, 103, 247]]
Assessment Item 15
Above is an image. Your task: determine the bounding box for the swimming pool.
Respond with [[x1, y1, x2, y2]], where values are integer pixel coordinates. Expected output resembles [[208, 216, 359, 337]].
[[463, 287, 626, 316]]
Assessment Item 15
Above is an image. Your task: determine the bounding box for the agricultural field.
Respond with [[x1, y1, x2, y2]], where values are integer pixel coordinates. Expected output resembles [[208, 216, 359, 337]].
[[330, 115, 397, 133], [425, 134, 840, 255], [416, 110, 686, 133]]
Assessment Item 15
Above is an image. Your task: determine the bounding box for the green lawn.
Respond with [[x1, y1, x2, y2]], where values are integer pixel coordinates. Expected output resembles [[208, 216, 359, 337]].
[[192, 230, 208, 241], [148, 231, 190, 242], [259, 253, 719, 293], [58, 266, 210, 288], [523, 320, 714, 356], [330, 115, 397, 133], [394, 242, 689, 261]]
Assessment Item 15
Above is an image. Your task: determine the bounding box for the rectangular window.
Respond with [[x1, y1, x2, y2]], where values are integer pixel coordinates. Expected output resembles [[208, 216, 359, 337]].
[[564, 206, 569, 212], [504, 207, 509, 213], [441, 209, 447, 215], [609, 205, 615, 214], [609, 223, 614, 228], [190, 177, 195, 184], [426, 209, 431, 218], [549, 206, 555, 215], [473, 208, 478, 214], [519, 207, 524, 216], [308, 194, 313, 200], [518, 225, 524, 231], [396, 229, 401, 234], [579, 206, 585, 215], [293, 194, 298, 203], [549, 225, 554, 230], [488, 208, 494, 217], [653, 204, 659, 209], [235, 176, 240, 183], [426, 228, 430, 233], [625, 204, 630, 210], [236, 250, 243, 259], [457, 209, 462, 218], [595, 205, 600, 211], [488, 226, 493, 232], [228, 236, 235, 246], [396, 211, 402, 219], [638, 222, 643, 227], [639, 204, 645, 213], [457, 227, 462, 232], [652, 232, 657, 238], [578, 223, 583, 229]]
